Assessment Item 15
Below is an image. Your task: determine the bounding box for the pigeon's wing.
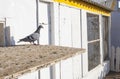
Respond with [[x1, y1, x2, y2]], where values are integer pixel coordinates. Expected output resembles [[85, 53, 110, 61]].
[[18, 34, 35, 43], [31, 33, 40, 40], [18, 33, 40, 43]]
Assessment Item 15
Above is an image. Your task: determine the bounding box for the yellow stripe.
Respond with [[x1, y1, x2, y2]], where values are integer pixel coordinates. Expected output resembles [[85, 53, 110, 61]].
[[53, 0, 111, 16]]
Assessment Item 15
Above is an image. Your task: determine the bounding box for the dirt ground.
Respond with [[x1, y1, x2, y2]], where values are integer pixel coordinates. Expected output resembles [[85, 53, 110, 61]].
[[105, 71, 120, 79], [0, 45, 85, 79]]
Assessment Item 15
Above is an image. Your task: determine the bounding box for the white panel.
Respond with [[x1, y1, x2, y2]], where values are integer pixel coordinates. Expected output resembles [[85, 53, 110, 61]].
[[52, 3, 60, 45], [71, 8, 81, 48], [18, 71, 38, 79], [99, 15, 103, 64], [81, 10, 88, 76], [60, 58, 73, 79], [39, 2, 50, 45], [40, 67, 50, 79], [72, 54, 82, 79], [54, 62, 60, 79], [59, 5, 72, 47]]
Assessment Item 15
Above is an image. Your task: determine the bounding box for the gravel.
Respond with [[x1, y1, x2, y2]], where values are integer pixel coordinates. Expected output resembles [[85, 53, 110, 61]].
[[0, 45, 85, 79]]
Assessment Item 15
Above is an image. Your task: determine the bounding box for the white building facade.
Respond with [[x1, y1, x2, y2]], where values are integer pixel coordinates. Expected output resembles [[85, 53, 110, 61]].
[[0, 0, 115, 79]]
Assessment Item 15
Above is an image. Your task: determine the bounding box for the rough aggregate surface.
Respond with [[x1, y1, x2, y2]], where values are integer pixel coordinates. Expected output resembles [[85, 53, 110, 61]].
[[0, 45, 85, 79]]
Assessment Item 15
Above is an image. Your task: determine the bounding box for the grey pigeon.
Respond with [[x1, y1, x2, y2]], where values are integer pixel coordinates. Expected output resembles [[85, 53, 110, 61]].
[[18, 25, 43, 44]]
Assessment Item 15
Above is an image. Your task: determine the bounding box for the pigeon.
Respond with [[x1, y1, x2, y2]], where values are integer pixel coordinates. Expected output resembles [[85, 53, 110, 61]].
[[18, 25, 43, 44]]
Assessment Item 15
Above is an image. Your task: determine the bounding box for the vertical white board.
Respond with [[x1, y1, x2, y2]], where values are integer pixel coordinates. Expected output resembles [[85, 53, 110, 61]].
[[81, 10, 88, 76], [59, 5, 72, 47], [18, 71, 38, 79], [40, 67, 50, 79], [60, 58, 73, 79], [52, 3, 60, 45], [54, 62, 60, 79], [71, 8, 81, 48], [72, 54, 82, 79], [39, 2, 50, 45]]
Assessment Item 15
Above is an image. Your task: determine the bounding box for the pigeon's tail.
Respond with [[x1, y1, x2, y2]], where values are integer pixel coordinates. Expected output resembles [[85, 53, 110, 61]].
[[17, 40, 21, 43], [17, 38, 28, 43], [17, 39, 23, 43]]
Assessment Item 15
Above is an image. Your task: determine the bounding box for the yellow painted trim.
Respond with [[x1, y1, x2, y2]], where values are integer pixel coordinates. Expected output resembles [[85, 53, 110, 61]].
[[53, 0, 111, 16]]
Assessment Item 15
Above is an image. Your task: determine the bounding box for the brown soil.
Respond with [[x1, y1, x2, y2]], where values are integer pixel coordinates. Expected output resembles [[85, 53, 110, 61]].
[[0, 45, 85, 79], [105, 71, 120, 79]]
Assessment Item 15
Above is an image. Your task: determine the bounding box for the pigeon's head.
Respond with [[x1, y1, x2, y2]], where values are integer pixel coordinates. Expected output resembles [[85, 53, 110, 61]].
[[34, 25, 44, 33], [38, 25, 43, 29]]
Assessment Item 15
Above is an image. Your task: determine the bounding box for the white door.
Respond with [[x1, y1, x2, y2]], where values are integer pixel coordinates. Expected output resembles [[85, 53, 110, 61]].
[[59, 4, 81, 48], [59, 5, 72, 47], [71, 8, 81, 48], [39, 2, 51, 45]]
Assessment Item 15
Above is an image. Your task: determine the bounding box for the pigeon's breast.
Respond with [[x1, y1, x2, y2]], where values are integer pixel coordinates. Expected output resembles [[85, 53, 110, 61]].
[[32, 33, 40, 40]]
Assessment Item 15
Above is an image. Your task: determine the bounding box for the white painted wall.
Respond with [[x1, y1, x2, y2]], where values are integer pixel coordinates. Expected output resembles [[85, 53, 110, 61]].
[[0, 1, 111, 79], [18, 71, 38, 79], [0, 0, 52, 45], [59, 4, 81, 48], [40, 67, 51, 79], [17, 54, 110, 79], [59, 5, 72, 47], [51, 3, 110, 79], [43, 54, 83, 79], [0, 0, 37, 45], [60, 58, 73, 79]]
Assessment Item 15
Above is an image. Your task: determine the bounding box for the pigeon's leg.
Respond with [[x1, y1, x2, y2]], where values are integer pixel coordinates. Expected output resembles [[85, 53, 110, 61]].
[[30, 42, 32, 44], [37, 39, 39, 45], [33, 41, 37, 45]]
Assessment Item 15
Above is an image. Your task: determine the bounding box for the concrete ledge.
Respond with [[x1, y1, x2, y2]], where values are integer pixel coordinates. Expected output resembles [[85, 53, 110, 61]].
[[0, 45, 85, 79]]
